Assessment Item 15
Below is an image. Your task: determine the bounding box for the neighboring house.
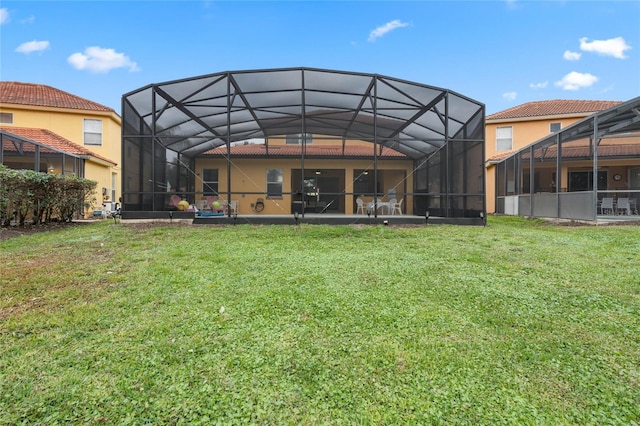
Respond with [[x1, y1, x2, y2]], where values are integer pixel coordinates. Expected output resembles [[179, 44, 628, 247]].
[[485, 100, 622, 213], [486, 97, 640, 221], [0, 82, 122, 210]]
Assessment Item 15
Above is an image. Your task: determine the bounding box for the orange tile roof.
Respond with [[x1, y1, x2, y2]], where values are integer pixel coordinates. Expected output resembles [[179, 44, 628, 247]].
[[487, 144, 640, 163], [0, 81, 115, 113], [1, 126, 116, 165], [487, 100, 621, 120], [204, 143, 408, 158]]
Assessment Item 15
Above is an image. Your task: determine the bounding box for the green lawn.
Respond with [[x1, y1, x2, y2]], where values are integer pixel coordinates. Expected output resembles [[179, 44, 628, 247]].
[[1, 217, 639, 425]]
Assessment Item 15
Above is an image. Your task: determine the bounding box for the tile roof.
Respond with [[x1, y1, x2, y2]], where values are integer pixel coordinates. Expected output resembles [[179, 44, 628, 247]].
[[487, 100, 621, 121], [0, 81, 115, 113], [204, 143, 408, 158], [486, 144, 640, 163], [0, 126, 117, 165]]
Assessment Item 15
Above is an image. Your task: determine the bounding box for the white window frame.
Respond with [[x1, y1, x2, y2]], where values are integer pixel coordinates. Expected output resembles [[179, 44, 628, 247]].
[[266, 168, 283, 198], [496, 126, 513, 151], [83, 119, 103, 146], [549, 122, 562, 133], [0, 112, 13, 124]]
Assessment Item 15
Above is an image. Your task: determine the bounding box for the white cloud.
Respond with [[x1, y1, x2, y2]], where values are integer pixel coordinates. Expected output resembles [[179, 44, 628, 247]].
[[368, 19, 409, 42], [563, 50, 581, 61], [15, 40, 50, 54], [579, 37, 631, 59], [505, 0, 521, 10], [0, 8, 9, 24], [502, 91, 518, 100], [529, 81, 548, 89], [67, 46, 140, 73], [554, 71, 598, 91]]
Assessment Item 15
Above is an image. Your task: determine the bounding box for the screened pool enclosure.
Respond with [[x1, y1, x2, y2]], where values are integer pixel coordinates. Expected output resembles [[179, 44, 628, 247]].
[[493, 96, 640, 221], [121, 68, 485, 223]]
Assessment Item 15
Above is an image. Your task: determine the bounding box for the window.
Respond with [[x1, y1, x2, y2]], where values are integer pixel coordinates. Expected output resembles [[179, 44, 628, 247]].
[[496, 126, 512, 151], [549, 122, 562, 133], [568, 171, 607, 192], [202, 168, 219, 196], [286, 133, 313, 145], [0, 112, 13, 124], [84, 119, 102, 145], [266, 168, 283, 197]]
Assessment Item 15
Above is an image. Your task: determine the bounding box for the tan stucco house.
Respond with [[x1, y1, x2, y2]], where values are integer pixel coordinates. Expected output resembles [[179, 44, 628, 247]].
[[486, 98, 640, 220], [485, 100, 623, 213], [0, 82, 121, 212]]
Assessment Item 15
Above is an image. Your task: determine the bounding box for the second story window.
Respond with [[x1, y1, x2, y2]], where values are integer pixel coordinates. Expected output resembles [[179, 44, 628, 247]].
[[0, 112, 13, 124], [286, 133, 313, 145], [496, 126, 513, 151], [84, 119, 103, 146], [549, 122, 562, 133]]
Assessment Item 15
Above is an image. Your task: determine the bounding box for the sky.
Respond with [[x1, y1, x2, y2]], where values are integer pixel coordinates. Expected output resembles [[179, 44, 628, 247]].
[[1, 1, 639, 115]]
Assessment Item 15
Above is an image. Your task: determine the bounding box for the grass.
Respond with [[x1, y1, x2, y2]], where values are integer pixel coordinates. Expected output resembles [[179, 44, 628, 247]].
[[1, 216, 639, 425]]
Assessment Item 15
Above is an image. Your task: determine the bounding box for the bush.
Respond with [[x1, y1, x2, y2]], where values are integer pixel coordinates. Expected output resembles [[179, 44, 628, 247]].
[[0, 165, 97, 226]]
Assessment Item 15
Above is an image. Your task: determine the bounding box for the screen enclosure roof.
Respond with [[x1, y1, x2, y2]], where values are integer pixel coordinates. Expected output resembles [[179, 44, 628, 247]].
[[122, 67, 485, 159]]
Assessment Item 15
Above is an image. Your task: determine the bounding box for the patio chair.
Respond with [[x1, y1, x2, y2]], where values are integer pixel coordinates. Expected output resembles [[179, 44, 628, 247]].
[[392, 198, 404, 215], [617, 198, 631, 215], [356, 197, 366, 214], [228, 200, 239, 215], [195, 199, 209, 211], [382, 198, 397, 215], [169, 194, 182, 208], [600, 197, 615, 215], [207, 196, 225, 212]]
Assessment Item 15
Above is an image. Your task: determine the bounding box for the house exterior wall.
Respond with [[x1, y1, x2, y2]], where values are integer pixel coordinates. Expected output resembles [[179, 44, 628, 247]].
[[0, 103, 122, 209], [485, 114, 592, 213], [195, 157, 414, 215]]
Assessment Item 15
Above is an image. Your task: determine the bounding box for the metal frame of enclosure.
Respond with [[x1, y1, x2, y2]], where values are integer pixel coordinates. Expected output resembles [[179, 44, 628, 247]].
[[494, 96, 640, 221], [1, 130, 86, 177], [121, 67, 485, 222]]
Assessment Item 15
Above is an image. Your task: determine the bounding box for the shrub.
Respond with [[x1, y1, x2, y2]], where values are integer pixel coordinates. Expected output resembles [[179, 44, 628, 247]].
[[0, 165, 96, 226]]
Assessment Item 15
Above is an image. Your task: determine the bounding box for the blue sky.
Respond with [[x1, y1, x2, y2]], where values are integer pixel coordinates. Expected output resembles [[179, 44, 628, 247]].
[[1, 1, 639, 115]]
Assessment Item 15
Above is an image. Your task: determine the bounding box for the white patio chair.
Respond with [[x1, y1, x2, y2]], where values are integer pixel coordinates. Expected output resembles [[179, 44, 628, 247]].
[[392, 198, 403, 215], [616, 198, 631, 215], [382, 198, 396, 215], [356, 197, 366, 214], [228, 200, 239, 215], [600, 197, 615, 215], [195, 200, 209, 211]]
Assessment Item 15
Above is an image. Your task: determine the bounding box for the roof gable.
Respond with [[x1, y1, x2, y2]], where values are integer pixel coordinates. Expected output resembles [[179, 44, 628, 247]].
[[204, 143, 408, 158], [0, 81, 115, 113], [487, 100, 621, 121]]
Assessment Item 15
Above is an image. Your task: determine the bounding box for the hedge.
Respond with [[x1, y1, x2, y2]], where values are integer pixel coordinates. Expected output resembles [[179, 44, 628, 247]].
[[0, 165, 97, 226]]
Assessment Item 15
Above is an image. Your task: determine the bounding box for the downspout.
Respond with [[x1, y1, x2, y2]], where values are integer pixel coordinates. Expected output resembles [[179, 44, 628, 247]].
[[35, 145, 40, 172]]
